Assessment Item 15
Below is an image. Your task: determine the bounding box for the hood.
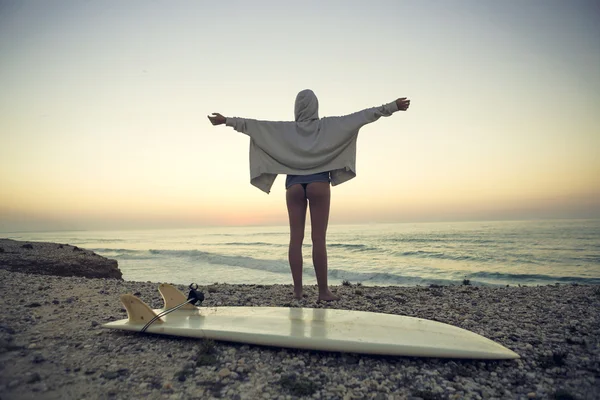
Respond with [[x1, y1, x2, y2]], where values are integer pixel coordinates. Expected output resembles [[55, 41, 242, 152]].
[[294, 89, 319, 122]]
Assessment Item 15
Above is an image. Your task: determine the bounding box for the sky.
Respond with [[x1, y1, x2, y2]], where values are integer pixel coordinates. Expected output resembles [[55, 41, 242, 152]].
[[1, 0, 599, 232]]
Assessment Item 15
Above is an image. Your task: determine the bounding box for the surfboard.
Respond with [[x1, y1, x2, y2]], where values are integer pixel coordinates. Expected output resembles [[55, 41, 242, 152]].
[[102, 284, 519, 360]]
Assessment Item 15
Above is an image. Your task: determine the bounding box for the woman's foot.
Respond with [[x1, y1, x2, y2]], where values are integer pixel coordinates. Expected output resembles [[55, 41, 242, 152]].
[[318, 290, 339, 302], [294, 289, 303, 300]]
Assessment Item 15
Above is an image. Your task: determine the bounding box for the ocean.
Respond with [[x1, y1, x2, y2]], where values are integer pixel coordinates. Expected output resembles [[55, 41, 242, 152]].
[[6, 219, 600, 287]]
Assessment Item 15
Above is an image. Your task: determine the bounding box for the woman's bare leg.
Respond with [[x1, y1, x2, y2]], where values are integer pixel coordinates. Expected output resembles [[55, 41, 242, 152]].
[[306, 182, 338, 301], [286, 184, 307, 299]]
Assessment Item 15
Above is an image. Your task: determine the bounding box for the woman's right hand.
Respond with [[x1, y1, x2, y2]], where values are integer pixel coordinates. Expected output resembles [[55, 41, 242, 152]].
[[208, 113, 227, 125], [396, 98, 410, 111]]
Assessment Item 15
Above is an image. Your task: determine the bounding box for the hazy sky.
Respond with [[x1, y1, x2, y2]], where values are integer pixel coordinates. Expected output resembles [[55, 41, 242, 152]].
[[1, 0, 599, 232]]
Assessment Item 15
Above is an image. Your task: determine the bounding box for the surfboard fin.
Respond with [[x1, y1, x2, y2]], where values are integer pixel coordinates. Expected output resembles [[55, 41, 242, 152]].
[[158, 283, 198, 310], [120, 294, 164, 325]]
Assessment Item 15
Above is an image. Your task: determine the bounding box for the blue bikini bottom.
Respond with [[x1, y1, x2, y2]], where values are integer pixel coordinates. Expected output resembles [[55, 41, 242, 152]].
[[285, 172, 330, 198]]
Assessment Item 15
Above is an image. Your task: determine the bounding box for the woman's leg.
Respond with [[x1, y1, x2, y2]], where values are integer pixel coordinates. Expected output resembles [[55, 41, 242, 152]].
[[306, 182, 338, 301], [286, 184, 307, 299]]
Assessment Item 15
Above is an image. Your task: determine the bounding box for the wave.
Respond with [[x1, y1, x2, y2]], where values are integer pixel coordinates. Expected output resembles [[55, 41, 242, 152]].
[[325, 268, 472, 286], [322, 268, 599, 286], [465, 271, 600, 285], [222, 241, 381, 252], [147, 249, 290, 274], [97, 248, 439, 284], [570, 254, 600, 263], [397, 250, 477, 261], [393, 250, 491, 263], [329, 243, 379, 252], [329, 269, 600, 286], [206, 232, 287, 237], [77, 238, 126, 243], [392, 249, 542, 266], [223, 242, 285, 247], [384, 237, 504, 244], [249, 232, 287, 236], [13, 238, 125, 246], [95, 247, 600, 286], [92, 248, 158, 260]]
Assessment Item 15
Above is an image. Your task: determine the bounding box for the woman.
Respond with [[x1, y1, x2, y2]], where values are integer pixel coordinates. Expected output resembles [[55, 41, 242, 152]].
[[208, 90, 410, 301]]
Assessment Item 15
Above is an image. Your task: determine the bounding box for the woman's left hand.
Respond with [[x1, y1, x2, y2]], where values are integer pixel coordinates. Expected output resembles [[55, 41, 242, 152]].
[[395, 98, 410, 111], [208, 113, 227, 125]]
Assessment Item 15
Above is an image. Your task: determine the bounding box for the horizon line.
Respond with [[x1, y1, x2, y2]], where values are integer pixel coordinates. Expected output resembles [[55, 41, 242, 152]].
[[2, 216, 599, 235]]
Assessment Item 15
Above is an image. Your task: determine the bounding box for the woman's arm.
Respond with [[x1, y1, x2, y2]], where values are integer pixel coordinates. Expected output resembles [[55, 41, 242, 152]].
[[208, 112, 294, 138], [325, 97, 410, 133], [208, 113, 227, 125], [207, 112, 256, 134]]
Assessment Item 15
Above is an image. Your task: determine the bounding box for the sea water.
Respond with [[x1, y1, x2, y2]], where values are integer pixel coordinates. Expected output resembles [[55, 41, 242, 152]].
[[6, 219, 600, 287]]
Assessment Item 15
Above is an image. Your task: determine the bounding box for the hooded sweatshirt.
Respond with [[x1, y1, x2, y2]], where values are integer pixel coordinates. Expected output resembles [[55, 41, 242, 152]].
[[225, 90, 400, 193]]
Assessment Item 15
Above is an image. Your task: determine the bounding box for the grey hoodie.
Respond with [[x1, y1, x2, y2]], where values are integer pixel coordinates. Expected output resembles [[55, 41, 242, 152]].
[[226, 90, 399, 193]]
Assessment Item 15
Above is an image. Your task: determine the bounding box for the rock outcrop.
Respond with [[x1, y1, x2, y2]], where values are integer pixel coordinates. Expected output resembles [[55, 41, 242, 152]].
[[0, 239, 122, 279]]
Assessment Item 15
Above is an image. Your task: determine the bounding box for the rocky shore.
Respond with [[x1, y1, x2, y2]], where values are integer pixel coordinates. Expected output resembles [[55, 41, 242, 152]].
[[0, 267, 598, 400], [0, 239, 122, 280]]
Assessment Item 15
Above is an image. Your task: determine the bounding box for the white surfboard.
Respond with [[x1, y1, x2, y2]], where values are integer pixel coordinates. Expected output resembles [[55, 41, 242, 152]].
[[102, 284, 519, 360]]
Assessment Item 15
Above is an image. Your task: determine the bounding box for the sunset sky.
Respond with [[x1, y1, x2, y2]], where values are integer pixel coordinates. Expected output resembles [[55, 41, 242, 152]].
[[1, 0, 599, 232]]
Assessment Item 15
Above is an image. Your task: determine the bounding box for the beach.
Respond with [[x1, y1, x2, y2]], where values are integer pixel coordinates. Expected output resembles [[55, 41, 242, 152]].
[[0, 268, 598, 399]]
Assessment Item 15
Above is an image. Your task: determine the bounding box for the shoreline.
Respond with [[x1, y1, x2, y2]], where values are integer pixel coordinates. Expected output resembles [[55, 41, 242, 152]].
[[0, 269, 598, 399]]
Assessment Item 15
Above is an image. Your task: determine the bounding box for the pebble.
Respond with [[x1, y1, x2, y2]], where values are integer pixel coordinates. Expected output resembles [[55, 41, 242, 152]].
[[26, 372, 42, 383]]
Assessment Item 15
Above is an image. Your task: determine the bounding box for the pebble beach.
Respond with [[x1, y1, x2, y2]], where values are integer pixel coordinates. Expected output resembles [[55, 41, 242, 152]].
[[0, 268, 598, 400]]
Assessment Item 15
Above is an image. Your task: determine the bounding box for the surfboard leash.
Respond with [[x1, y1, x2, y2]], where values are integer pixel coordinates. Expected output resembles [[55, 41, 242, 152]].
[[140, 283, 205, 333]]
